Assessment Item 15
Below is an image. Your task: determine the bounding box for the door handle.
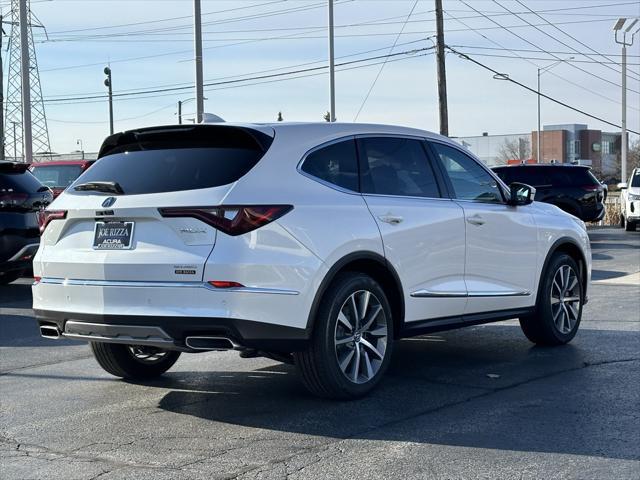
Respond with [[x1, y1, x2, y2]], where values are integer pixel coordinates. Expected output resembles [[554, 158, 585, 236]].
[[466, 214, 485, 226], [378, 215, 403, 225]]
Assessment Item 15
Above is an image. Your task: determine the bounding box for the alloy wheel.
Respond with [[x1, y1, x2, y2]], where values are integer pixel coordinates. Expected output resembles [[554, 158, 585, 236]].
[[334, 290, 388, 384], [550, 265, 581, 334]]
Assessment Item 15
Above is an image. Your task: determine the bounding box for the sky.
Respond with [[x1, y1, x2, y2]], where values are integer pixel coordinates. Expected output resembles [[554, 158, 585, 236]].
[[1, 0, 639, 154]]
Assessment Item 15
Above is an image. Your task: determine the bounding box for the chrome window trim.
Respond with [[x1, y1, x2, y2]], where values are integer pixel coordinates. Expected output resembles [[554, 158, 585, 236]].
[[39, 277, 299, 295]]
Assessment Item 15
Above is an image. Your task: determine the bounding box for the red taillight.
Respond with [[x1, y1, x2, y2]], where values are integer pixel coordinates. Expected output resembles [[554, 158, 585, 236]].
[[33, 276, 41, 284], [159, 205, 293, 236], [208, 281, 244, 289], [37, 209, 67, 234], [0, 192, 28, 208]]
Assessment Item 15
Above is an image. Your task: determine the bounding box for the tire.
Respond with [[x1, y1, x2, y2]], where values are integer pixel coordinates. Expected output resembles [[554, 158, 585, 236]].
[[0, 271, 21, 285], [90, 342, 180, 380], [519, 253, 584, 346], [625, 220, 636, 232], [294, 273, 394, 399]]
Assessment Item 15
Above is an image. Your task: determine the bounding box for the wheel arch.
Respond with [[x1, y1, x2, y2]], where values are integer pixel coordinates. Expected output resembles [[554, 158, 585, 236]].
[[539, 237, 589, 302], [305, 251, 405, 338]]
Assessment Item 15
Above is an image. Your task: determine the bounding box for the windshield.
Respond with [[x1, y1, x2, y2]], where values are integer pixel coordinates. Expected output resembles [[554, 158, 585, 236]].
[[631, 173, 640, 188], [32, 165, 83, 189]]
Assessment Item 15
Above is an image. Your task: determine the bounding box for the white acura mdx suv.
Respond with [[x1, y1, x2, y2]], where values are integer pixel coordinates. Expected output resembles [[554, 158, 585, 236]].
[[33, 122, 591, 399]]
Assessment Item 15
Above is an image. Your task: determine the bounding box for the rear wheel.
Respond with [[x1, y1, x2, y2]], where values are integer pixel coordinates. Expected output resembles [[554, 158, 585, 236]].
[[519, 253, 584, 345], [625, 219, 636, 231], [294, 273, 393, 399], [90, 342, 180, 379]]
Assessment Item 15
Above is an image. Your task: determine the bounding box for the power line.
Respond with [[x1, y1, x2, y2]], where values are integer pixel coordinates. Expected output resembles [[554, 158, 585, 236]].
[[448, 45, 640, 59], [444, 8, 632, 113], [354, 0, 419, 121], [446, 46, 639, 135], [43, 39, 429, 99], [35, 46, 435, 105], [498, 0, 640, 82], [460, 0, 639, 95]]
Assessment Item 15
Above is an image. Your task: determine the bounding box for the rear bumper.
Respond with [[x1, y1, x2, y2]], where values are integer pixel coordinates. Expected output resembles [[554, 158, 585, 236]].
[[34, 309, 310, 353]]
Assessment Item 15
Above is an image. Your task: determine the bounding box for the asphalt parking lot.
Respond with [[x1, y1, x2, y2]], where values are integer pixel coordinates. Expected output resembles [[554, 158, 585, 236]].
[[1, 228, 638, 480]]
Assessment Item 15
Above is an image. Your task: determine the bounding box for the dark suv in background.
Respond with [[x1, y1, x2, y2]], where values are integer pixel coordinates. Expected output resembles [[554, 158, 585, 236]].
[[493, 164, 606, 222], [0, 162, 52, 284]]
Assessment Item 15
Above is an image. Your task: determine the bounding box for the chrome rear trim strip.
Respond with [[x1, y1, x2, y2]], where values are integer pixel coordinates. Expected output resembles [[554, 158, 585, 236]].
[[39, 277, 299, 295], [411, 289, 531, 298]]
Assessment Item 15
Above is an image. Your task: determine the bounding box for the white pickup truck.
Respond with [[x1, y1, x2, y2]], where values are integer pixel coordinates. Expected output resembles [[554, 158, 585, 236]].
[[619, 167, 640, 231]]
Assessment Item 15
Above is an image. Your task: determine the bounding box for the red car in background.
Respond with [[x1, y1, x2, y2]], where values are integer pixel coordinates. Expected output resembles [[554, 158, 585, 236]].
[[29, 160, 95, 198]]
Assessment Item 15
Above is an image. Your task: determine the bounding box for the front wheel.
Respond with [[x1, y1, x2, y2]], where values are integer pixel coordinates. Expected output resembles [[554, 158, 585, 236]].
[[90, 342, 180, 379], [519, 253, 584, 346], [294, 273, 394, 399]]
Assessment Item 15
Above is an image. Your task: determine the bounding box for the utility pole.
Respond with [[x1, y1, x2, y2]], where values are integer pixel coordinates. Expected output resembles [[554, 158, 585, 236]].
[[104, 66, 114, 135], [19, 0, 32, 162], [614, 18, 638, 183], [328, 0, 336, 122], [537, 69, 541, 163], [0, 14, 4, 161], [194, 0, 204, 123], [435, 0, 448, 136], [178, 100, 182, 125]]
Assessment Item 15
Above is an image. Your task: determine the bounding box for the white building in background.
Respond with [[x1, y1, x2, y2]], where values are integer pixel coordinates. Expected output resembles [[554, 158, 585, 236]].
[[453, 132, 531, 166]]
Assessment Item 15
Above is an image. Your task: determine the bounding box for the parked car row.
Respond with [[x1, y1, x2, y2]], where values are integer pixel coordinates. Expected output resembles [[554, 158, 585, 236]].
[[1, 160, 92, 283], [618, 167, 640, 231]]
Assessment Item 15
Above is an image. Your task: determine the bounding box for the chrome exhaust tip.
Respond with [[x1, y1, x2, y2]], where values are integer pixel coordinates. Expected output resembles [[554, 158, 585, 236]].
[[40, 325, 61, 339], [184, 336, 238, 351]]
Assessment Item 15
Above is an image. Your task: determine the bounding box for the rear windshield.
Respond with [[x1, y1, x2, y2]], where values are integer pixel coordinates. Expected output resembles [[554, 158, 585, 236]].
[[0, 171, 47, 194], [71, 126, 272, 195], [32, 165, 83, 189]]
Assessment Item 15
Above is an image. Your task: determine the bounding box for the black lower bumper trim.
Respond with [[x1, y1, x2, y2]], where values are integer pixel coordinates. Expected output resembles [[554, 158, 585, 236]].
[[34, 310, 310, 353]]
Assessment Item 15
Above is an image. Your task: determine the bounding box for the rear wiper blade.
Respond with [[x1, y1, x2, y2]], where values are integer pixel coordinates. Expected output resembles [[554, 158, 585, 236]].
[[74, 181, 124, 194]]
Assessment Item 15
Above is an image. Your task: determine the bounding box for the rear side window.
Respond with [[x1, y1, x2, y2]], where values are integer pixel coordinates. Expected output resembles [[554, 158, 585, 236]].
[[0, 171, 46, 194], [548, 168, 598, 187], [301, 139, 358, 191], [494, 167, 548, 186], [359, 137, 440, 198], [71, 126, 272, 195]]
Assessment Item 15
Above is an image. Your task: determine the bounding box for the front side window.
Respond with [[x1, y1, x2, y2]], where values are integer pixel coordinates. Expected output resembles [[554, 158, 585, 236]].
[[301, 139, 358, 192], [431, 142, 503, 203], [359, 137, 440, 198]]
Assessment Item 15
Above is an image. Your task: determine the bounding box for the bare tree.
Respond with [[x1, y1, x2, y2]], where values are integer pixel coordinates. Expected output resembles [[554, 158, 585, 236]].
[[496, 138, 531, 165]]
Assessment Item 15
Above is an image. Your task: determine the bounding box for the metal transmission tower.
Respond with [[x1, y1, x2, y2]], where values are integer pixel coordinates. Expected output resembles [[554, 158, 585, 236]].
[[3, 0, 50, 162]]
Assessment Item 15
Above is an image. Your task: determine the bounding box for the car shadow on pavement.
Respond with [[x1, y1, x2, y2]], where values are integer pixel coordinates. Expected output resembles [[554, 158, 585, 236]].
[[0, 314, 83, 347], [151, 325, 639, 461]]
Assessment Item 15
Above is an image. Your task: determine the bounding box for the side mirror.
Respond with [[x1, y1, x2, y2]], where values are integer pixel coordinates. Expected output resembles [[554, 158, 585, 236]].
[[508, 182, 536, 206], [617, 182, 628, 189]]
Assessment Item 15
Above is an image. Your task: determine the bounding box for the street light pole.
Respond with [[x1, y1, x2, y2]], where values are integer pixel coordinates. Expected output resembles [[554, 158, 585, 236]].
[[536, 57, 573, 163], [194, 0, 204, 124], [178, 100, 182, 125], [614, 18, 638, 184], [104, 67, 114, 135], [328, 0, 336, 122]]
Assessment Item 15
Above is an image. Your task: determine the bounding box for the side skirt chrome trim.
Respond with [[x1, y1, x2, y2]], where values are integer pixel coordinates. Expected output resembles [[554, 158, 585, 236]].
[[38, 278, 299, 295], [411, 289, 531, 298]]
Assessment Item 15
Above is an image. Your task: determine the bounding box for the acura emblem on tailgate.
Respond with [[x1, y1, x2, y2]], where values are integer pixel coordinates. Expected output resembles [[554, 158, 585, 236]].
[[102, 197, 116, 208]]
